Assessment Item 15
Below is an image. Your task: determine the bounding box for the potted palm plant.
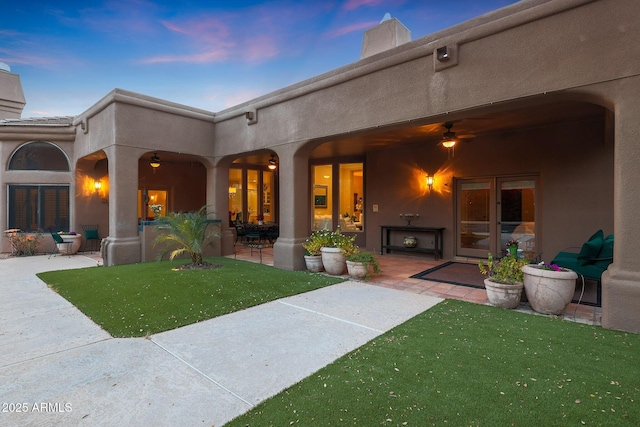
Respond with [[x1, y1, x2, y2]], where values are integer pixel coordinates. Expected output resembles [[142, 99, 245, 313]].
[[478, 253, 530, 309], [345, 249, 381, 280]]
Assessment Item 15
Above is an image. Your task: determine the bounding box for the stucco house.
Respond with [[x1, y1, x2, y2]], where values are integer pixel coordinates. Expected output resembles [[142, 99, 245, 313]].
[[1, 0, 639, 331]]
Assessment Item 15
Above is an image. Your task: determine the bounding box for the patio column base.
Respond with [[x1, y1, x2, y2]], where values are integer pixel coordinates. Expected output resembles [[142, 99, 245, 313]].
[[601, 267, 640, 333], [273, 237, 307, 271], [102, 236, 141, 266]]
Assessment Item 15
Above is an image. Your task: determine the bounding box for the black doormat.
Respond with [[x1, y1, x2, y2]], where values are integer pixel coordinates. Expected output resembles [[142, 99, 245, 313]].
[[410, 262, 485, 289], [411, 261, 601, 307]]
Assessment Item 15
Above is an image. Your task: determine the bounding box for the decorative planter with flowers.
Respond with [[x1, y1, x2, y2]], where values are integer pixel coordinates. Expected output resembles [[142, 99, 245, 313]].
[[58, 231, 82, 254], [345, 250, 381, 280], [256, 214, 264, 225], [302, 230, 330, 272], [506, 239, 519, 257], [522, 262, 578, 315], [320, 229, 357, 276], [478, 253, 530, 309]]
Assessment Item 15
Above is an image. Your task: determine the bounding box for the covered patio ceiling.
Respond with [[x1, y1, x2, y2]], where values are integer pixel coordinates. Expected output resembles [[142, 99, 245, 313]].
[[310, 100, 607, 159]]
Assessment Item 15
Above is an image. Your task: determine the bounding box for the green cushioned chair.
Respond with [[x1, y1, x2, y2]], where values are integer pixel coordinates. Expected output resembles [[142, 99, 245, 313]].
[[81, 224, 101, 252], [550, 230, 613, 307]]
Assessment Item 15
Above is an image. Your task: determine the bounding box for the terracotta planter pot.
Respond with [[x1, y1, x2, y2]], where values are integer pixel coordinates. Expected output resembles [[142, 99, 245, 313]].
[[522, 264, 578, 315], [346, 260, 368, 280], [484, 278, 523, 309], [321, 247, 346, 275], [304, 255, 324, 272]]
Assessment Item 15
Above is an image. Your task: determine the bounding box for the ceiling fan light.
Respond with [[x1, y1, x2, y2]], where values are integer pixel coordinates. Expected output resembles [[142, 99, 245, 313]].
[[150, 153, 160, 168], [268, 154, 277, 170], [442, 139, 456, 148]]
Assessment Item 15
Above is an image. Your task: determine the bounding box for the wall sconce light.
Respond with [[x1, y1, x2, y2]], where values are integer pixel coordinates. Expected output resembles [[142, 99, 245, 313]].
[[268, 154, 277, 170], [94, 180, 102, 193], [150, 153, 160, 168], [426, 174, 434, 190]]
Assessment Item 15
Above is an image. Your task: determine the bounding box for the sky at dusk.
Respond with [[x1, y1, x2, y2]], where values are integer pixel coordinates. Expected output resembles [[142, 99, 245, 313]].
[[1, 0, 518, 117]]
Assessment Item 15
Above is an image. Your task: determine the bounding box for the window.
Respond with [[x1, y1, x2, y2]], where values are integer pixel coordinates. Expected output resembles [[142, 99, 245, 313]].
[[8, 185, 70, 232], [8, 141, 70, 171], [229, 166, 277, 225], [311, 162, 364, 232]]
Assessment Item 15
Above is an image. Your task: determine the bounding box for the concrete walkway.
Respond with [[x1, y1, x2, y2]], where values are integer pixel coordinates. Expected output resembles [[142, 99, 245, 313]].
[[0, 255, 441, 426]]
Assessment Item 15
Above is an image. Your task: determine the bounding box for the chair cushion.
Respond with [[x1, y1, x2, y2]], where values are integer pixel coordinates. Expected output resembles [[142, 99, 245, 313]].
[[85, 229, 99, 239], [593, 235, 614, 269], [578, 230, 604, 265]]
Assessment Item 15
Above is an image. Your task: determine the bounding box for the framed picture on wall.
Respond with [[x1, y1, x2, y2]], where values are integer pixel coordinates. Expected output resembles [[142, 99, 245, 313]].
[[314, 185, 328, 208]]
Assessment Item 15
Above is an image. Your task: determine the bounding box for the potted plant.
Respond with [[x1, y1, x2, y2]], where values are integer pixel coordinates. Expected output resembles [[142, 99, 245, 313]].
[[506, 239, 519, 257], [320, 229, 356, 275], [346, 249, 381, 280], [478, 253, 530, 309], [522, 262, 578, 315], [302, 230, 330, 272], [256, 213, 265, 225]]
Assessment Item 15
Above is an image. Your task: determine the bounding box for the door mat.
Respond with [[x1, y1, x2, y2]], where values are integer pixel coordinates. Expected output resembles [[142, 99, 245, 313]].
[[411, 261, 600, 307]]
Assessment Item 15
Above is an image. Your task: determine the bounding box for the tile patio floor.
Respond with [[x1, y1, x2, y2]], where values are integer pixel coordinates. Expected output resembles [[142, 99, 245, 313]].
[[231, 247, 602, 327]]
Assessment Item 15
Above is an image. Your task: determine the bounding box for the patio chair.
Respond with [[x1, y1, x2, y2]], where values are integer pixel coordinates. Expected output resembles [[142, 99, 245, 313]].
[[234, 221, 246, 243], [49, 230, 72, 258], [235, 223, 272, 263], [81, 224, 101, 252]]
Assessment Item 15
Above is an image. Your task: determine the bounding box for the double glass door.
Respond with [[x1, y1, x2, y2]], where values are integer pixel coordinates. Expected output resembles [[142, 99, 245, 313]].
[[456, 176, 537, 258]]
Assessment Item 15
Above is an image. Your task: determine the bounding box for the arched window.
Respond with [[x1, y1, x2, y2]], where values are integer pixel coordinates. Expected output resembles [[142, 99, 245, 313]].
[[8, 141, 70, 171]]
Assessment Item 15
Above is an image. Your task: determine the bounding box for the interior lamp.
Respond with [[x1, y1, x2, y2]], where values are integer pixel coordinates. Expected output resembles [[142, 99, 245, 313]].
[[426, 174, 434, 190], [268, 154, 277, 170], [149, 153, 161, 168]]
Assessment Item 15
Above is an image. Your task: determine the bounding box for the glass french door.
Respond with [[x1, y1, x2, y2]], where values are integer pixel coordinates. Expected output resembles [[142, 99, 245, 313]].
[[456, 176, 537, 258]]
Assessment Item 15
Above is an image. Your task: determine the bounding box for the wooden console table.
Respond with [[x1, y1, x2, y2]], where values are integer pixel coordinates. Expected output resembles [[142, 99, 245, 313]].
[[380, 225, 445, 260]]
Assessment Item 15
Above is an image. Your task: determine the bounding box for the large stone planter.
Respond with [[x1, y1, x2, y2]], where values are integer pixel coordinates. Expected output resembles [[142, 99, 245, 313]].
[[484, 278, 523, 309], [522, 264, 578, 315], [304, 255, 324, 272], [321, 247, 346, 275], [346, 260, 368, 280], [59, 234, 82, 254]]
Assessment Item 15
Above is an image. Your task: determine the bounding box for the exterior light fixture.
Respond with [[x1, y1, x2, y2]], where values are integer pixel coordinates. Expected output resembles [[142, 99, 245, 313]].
[[94, 180, 102, 192], [268, 154, 277, 170], [436, 46, 449, 61], [441, 122, 457, 157], [426, 174, 434, 190], [150, 153, 160, 168]]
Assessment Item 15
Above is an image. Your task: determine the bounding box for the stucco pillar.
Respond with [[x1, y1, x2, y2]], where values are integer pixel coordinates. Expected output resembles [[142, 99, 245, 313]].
[[102, 145, 141, 266], [209, 160, 233, 256], [273, 148, 309, 270], [601, 82, 640, 332]]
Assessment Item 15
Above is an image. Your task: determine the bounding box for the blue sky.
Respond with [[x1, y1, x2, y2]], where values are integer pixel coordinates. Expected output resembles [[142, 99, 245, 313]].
[[1, 0, 518, 117]]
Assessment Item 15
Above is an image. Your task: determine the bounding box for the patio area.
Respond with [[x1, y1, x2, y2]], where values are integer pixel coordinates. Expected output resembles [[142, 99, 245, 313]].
[[231, 247, 602, 327]]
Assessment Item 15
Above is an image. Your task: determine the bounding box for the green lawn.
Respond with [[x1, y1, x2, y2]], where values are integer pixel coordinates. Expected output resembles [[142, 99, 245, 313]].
[[37, 257, 344, 337], [227, 299, 640, 426]]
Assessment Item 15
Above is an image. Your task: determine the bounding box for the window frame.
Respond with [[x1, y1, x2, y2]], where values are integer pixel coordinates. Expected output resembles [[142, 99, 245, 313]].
[[7, 184, 70, 232]]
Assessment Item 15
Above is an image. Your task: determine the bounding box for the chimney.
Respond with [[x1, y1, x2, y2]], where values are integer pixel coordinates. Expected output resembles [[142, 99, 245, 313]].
[[0, 63, 26, 119], [361, 14, 411, 59]]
